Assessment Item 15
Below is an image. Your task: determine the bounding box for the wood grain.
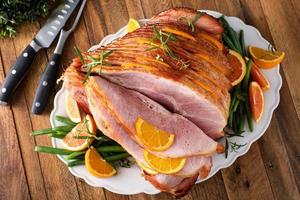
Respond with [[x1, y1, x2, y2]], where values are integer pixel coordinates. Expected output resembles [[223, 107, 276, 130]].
[[0, 0, 300, 200], [0, 42, 31, 200]]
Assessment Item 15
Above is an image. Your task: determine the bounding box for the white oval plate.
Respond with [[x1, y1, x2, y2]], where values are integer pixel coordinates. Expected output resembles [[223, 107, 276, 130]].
[[50, 10, 282, 195]]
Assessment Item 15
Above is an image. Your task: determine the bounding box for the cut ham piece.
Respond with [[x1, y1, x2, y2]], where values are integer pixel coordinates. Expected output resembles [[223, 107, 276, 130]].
[[72, 8, 231, 139], [149, 7, 224, 38], [85, 76, 222, 158], [65, 66, 213, 176], [62, 7, 232, 197]]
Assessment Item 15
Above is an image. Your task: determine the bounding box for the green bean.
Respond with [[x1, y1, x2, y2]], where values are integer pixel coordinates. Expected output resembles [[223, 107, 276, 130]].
[[97, 146, 126, 153], [239, 30, 246, 56], [66, 151, 86, 160], [238, 114, 245, 133], [104, 153, 130, 162], [222, 33, 239, 52], [242, 59, 253, 91], [50, 132, 66, 139], [55, 115, 77, 126], [232, 99, 240, 112], [68, 159, 85, 167], [53, 125, 74, 132], [31, 128, 56, 136], [35, 146, 73, 155], [245, 99, 253, 132], [228, 27, 242, 55], [219, 16, 230, 29], [228, 109, 234, 128], [238, 104, 245, 133], [100, 152, 109, 157]]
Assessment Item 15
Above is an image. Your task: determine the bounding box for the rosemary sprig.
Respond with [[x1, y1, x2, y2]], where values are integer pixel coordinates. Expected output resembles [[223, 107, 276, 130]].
[[224, 137, 247, 158], [74, 46, 113, 83], [178, 11, 205, 32], [146, 26, 189, 69], [229, 142, 247, 153]]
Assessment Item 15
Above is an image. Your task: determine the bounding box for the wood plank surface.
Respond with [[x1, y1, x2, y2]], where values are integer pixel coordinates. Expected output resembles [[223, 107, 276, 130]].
[[0, 0, 299, 199]]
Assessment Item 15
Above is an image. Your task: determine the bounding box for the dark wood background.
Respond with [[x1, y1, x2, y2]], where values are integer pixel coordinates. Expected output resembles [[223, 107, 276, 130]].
[[1, 0, 300, 199]]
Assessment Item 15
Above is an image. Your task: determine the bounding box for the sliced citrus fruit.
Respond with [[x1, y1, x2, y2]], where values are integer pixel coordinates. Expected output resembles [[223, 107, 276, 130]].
[[85, 146, 116, 177], [62, 115, 97, 151], [136, 160, 158, 175], [249, 81, 265, 122], [227, 50, 246, 86], [144, 150, 186, 174], [127, 18, 140, 33], [251, 63, 270, 90], [162, 27, 196, 41], [249, 46, 285, 69], [65, 92, 81, 123], [198, 32, 224, 51], [135, 117, 175, 151]]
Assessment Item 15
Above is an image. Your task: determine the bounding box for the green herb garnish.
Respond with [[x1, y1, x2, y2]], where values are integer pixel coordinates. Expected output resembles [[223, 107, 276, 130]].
[[178, 11, 205, 32], [0, 0, 55, 37], [146, 26, 189, 70], [74, 46, 113, 83]]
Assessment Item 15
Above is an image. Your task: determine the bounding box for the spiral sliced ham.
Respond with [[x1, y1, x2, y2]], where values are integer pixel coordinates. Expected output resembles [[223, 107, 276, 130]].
[[63, 7, 232, 197]]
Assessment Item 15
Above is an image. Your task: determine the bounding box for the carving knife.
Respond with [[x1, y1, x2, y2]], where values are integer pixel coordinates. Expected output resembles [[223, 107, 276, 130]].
[[31, 0, 87, 114], [0, 0, 81, 105]]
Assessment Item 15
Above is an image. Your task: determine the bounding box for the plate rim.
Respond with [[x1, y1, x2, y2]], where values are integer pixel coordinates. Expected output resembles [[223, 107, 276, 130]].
[[50, 9, 282, 195]]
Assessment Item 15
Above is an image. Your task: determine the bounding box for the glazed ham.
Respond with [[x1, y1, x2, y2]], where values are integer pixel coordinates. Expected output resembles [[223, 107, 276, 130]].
[[63, 7, 232, 197], [77, 8, 231, 139]]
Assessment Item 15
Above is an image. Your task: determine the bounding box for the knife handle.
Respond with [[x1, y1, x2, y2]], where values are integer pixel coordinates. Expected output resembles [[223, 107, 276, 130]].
[[31, 53, 61, 114], [0, 44, 38, 105]]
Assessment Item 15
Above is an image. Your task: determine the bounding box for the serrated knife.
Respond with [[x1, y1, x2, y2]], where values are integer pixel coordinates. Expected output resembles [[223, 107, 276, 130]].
[[0, 0, 81, 105], [31, 0, 87, 114]]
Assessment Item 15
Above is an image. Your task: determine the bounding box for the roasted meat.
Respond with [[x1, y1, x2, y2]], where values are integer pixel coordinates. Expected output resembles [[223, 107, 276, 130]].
[[63, 7, 233, 197]]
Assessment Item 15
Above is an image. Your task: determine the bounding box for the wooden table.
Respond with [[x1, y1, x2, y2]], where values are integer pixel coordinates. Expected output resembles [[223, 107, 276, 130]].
[[1, 0, 300, 199]]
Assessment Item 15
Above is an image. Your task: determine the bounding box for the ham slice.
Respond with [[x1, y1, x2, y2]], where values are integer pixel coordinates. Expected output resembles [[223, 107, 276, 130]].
[[149, 7, 224, 38], [85, 76, 222, 158]]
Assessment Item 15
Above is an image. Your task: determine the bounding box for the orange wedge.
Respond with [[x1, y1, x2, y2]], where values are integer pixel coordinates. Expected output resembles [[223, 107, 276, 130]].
[[251, 63, 270, 90], [136, 160, 158, 175], [162, 27, 196, 41], [62, 115, 97, 151], [85, 146, 116, 177], [127, 18, 140, 33], [65, 92, 81, 123], [227, 50, 246, 86], [198, 32, 223, 51], [249, 46, 285, 69], [135, 117, 175, 151], [144, 150, 186, 174], [249, 82, 265, 122]]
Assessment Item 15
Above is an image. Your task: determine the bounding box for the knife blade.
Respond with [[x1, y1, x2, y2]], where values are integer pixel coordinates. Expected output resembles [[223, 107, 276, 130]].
[[32, 0, 87, 114], [0, 0, 81, 105]]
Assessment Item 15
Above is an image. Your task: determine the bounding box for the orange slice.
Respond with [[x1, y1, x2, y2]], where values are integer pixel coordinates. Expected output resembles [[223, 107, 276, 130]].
[[127, 18, 140, 33], [85, 146, 116, 177], [249, 82, 265, 122], [135, 117, 175, 151], [144, 150, 186, 174], [136, 160, 158, 175], [249, 46, 285, 69], [227, 50, 246, 86], [162, 27, 196, 41], [62, 115, 97, 151], [198, 32, 223, 51], [65, 92, 81, 123], [251, 63, 270, 90]]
